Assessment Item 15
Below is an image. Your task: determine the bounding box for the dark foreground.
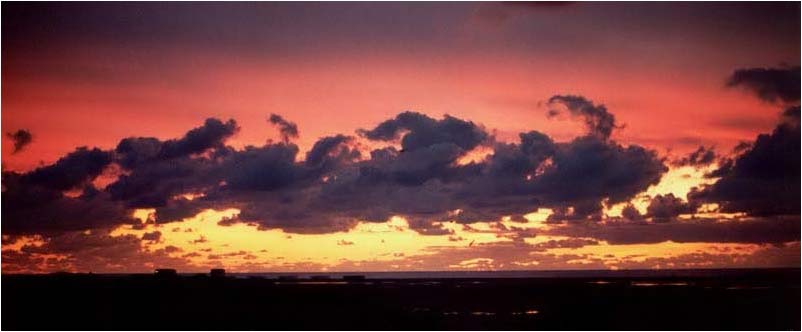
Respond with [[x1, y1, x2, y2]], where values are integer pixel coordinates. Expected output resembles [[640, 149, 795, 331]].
[[3, 268, 800, 330]]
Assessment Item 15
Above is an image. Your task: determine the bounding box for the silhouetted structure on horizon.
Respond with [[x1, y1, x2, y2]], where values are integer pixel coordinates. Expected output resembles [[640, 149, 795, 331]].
[[343, 275, 366, 281], [154, 269, 177, 278], [210, 269, 226, 278]]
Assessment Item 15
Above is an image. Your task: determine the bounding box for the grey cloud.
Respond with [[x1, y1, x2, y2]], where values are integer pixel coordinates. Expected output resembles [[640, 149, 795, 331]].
[[621, 204, 644, 222], [548, 216, 800, 245], [6, 129, 33, 154], [268, 114, 299, 143], [690, 117, 800, 216], [142, 231, 162, 242], [547, 95, 617, 140], [672, 145, 717, 167], [359, 111, 489, 152], [646, 193, 698, 222], [726, 66, 800, 104]]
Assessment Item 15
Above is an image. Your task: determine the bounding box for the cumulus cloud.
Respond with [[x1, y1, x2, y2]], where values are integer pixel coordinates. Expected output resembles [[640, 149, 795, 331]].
[[2, 97, 670, 236], [268, 114, 299, 143], [1, 186, 135, 234], [17, 147, 113, 191], [116, 118, 238, 168], [160, 118, 239, 160], [6, 129, 32, 154], [619, 204, 644, 222], [672, 145, 717, 167], [726, 66, 800, 104], [547, 95, 618, 139], [688, 66, 800, 217], [109, 118, 238, 210], [533, 136, 665, 209], [304, 134, 361, 172], [2, 147, 131, 234], [359, 111, 489, 152], [690, 123, 800, 215], [3, 89, 792, 252], [646, 194, 698, 222]]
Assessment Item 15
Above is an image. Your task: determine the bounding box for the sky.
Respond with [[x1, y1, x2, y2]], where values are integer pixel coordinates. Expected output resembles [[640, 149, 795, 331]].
[[1, 2, 800, 273]]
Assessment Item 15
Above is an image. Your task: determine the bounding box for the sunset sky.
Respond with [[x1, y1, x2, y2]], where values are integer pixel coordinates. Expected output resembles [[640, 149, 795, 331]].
[[2, 2, 800, 273]]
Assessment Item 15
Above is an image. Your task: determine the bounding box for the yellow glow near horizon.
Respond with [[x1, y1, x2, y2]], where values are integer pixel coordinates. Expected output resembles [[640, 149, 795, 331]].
[[548, 240, 759, 264], [0, 163, 769, 274], [605, 165, 718, 218], [113, 211, 480, 271]]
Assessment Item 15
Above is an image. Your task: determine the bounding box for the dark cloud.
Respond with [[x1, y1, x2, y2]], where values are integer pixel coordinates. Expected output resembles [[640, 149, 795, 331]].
[[13, 94, 794, 246], [2, 119, 238, 234], [621, 204, 644, 222], [690, 115, 800, 216], [268, 114, 299, 143], [548, 216, 800, 245], [532, 136, 665, 208], [142, 231, 162, 242], [18, 147, 113, 191], [4, 230, 193, 273], [359, 111, 489, 152], [6, 129, 33, 154], [672, 146, 717, 167], [691, 69, 800, 217], [190, 235, 208, 244], [2, 146, 130, 234], [164, 245, 182, 253], [782, 105, 801, 121], [217, 216, 240, 227], [406, 219, 454, 236], [646, 194, 697, 222], [109, 118, 238, 209], [454, 120, 665, 224], [547, 95, 617, 139], [220, 143, 306, 192], [159, 118, 239, 160], [107, 156, 218, 208], [3, 98, 669, 236], [153, 198, 209, 223], [305, 135, 360, 170], [1, 184, 135, 234], [726, 66, 800, 104], [115, 118, 238, 169]]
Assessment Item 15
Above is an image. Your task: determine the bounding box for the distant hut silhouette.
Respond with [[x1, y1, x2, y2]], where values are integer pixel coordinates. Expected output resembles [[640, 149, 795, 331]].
[[278, 275, 299, 281], [154, 268, 178, 278], [210, 268, 226, 278], [343, 275, 366, 282]]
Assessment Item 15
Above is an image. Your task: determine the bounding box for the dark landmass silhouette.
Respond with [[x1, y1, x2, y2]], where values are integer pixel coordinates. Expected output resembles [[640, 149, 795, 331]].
[[2, 268, 799, 330]]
